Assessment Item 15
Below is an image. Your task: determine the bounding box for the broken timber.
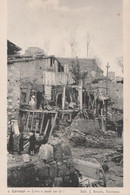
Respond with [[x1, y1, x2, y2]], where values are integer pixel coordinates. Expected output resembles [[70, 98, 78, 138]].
[[19, 108, 57, 137]]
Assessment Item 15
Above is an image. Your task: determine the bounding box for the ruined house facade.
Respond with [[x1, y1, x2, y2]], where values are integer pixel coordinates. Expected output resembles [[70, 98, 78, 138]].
[[7, 55, 69, 121]]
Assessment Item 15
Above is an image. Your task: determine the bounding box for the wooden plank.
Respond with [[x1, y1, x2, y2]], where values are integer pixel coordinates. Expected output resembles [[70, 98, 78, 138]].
[[19, 108, 57, 114], [79, 80, 83, 110], [101, 115, 105, 131], [62, 85, 65, 110], [49, 112, 57, 138], [31, 112, 34, 130], [69, 85, 82, 89], [44, 119, 50, 135], [40, 113, 44, 134], [25, 112, 30, 132], [24, 113, 28, 132]]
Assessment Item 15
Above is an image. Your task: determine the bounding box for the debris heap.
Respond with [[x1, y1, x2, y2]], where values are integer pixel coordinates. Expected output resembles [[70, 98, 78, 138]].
[[66, 118, 117, 149]]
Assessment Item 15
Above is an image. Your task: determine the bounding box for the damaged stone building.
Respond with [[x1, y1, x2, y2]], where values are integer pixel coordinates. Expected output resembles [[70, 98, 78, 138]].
[[7, 41, 109, 137]]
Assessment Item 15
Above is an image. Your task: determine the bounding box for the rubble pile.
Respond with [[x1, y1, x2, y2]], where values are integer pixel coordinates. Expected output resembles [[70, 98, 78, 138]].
[[69, 129, 86, 146], [109, 146, 123, 165], [8, 136, 75, 187], [69, 131, 116, 149], [98, 130, 116, 139], [66, 118, 117, 149]]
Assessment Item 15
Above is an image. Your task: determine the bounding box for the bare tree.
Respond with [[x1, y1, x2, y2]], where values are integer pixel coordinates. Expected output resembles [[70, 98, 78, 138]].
[[68, 32, 77, 58], [115, 57, 123, 73], [86, 33, 90, 58]]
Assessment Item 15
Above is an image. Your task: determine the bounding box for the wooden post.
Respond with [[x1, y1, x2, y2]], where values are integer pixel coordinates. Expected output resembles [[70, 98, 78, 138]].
[[25, 112, 30, 132], [23, 113, 26, 132], [49, 112, 57, 139], [79, 80, 83, 110], [105, 63, 110, 130], [31, 112, 34, 131], [40, 113, 44, 134], [62, 85, 65, 110], [56, 94, 58, 107], [101, 115, 105, 131], [44, 119, 50, 135]]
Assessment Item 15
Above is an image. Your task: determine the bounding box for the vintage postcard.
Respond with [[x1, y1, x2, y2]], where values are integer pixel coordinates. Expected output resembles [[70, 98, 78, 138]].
[[0, 0, 130, 194]]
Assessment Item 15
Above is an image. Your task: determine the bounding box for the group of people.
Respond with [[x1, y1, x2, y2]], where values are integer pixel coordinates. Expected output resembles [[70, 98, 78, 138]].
[[8, 131, 37, 155]]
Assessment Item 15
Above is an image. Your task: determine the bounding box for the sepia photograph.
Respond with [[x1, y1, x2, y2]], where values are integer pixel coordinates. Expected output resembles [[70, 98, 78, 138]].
[[7, 0, 123, 188]]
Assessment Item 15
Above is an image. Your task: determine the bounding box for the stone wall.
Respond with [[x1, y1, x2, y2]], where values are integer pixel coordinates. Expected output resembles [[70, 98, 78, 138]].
[[7, 65, 20, 120]]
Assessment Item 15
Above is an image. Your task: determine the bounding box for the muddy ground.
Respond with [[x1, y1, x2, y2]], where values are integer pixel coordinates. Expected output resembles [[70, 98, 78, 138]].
[[60, 118, 123, 187], [70, 141, 123, 187]]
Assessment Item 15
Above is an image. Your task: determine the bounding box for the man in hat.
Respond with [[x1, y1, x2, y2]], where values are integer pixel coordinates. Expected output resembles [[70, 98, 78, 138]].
[[8, 130, 14, 154], [70, 168, 79, 187], [117, 124, 123, 138]]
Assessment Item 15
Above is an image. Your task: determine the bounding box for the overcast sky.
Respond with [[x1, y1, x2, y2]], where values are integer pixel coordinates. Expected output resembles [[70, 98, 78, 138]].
[[7, 0, 123, 75]]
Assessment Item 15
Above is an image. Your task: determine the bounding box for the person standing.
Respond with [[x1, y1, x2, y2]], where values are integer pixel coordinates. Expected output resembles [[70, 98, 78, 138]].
[[29, 132, 36, 155], [53, 171, 63, 187], [119, 126, 123, 138], [117, 125, 123, 138], [19, 133, 24, 155], [70, 169, 79, 187], [8, 131, 14, 154]]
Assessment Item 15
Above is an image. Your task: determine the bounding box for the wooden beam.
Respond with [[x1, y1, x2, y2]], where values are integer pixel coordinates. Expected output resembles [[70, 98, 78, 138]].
[[31, 112, 34, 130], [23, 113, 27, 132], [69, 85, 82, 89], [78, 80, 83, 110], [44, 119, 50, 135], [40, 113, 44, 134], [62, 85, 65, 110], [19, 108, 57, 114], [101, 115, 105, 131], [49, 112, 57, 139], [25, 112, 30, 132]]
